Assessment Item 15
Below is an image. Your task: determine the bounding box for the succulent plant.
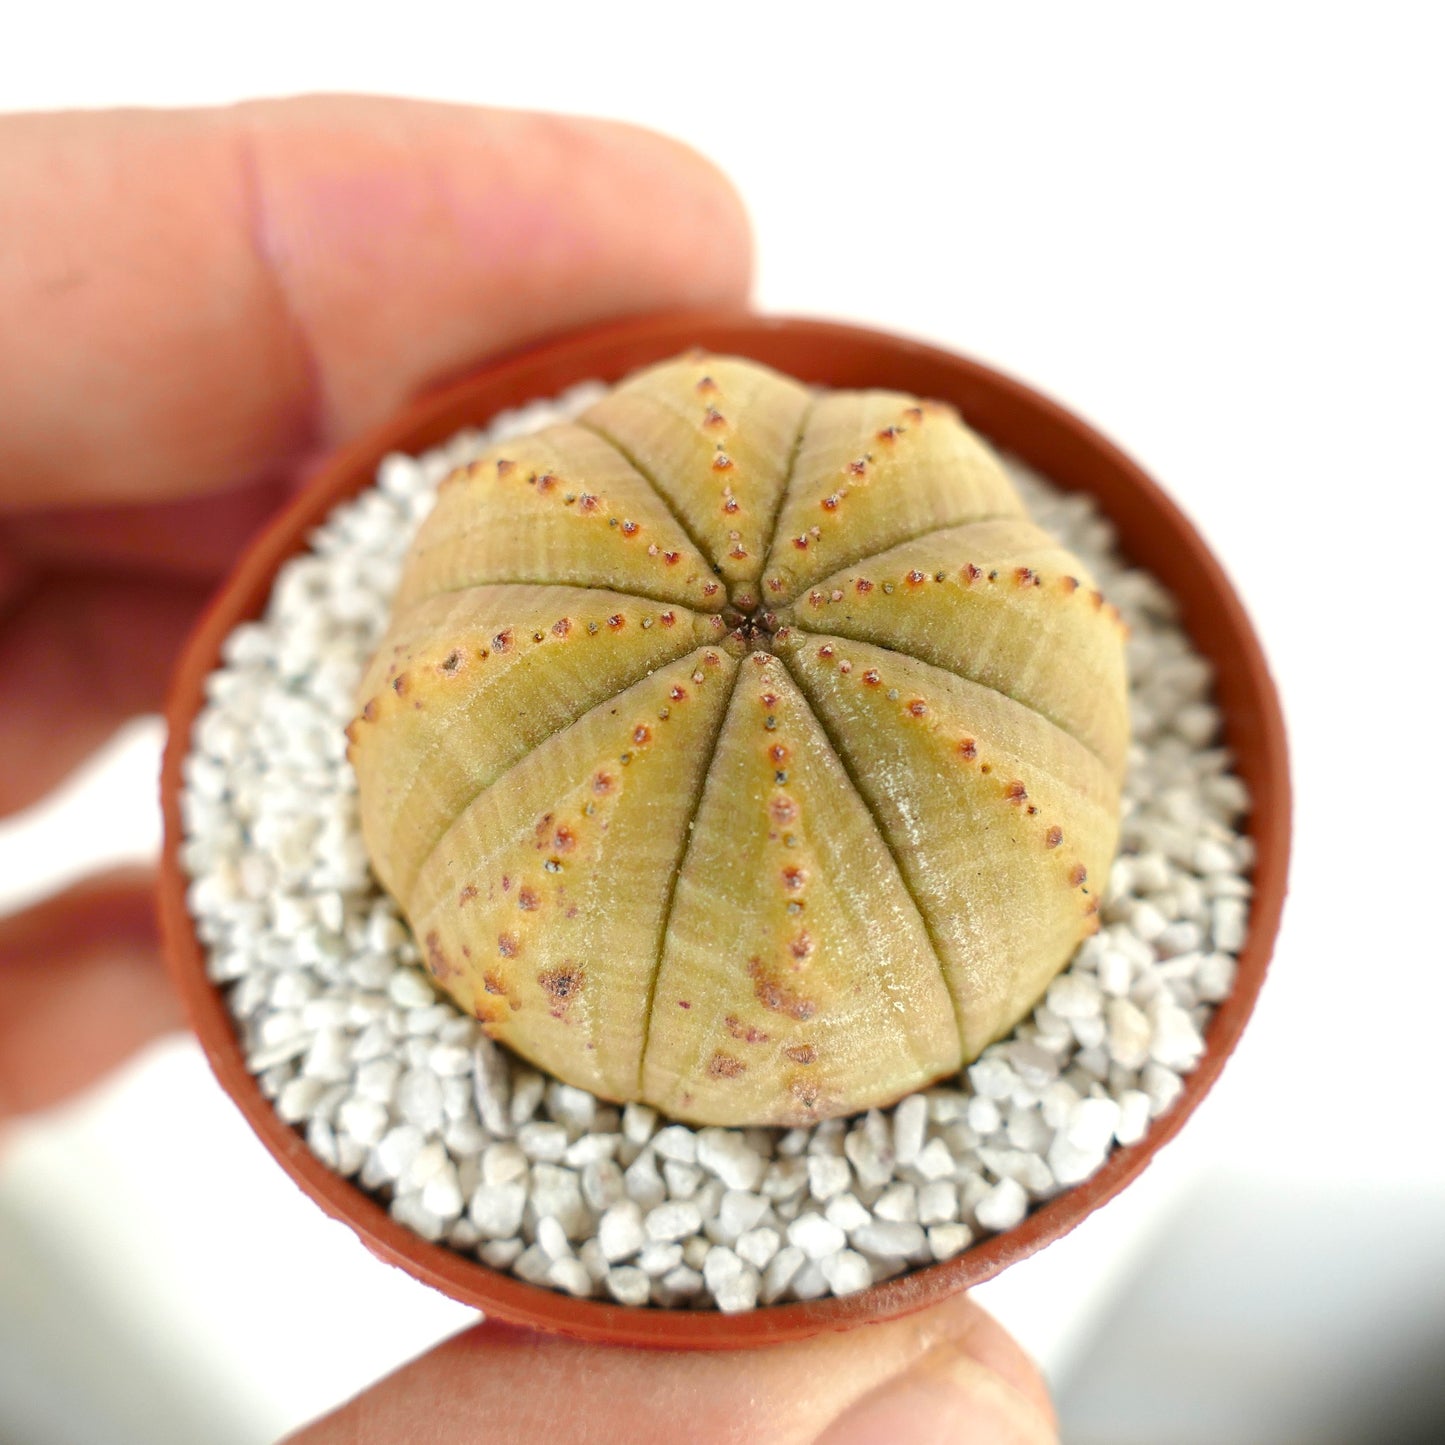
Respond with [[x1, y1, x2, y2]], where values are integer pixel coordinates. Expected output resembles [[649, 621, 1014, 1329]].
[[349, 353, 1128, 1127]]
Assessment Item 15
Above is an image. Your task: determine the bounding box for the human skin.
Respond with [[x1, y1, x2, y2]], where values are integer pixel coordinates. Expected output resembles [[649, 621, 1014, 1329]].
[[0, 97, 1057, 1444]]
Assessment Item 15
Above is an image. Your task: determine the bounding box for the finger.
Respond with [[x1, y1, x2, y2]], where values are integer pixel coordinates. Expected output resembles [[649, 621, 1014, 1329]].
[[2, 475, 298, 581], [286, 1295, 1056, 1445], [0, 868, 179, 1121], [0, 573, 210, 816], [0, 96, 751, 511], [815, 1300, 1058, 1444]]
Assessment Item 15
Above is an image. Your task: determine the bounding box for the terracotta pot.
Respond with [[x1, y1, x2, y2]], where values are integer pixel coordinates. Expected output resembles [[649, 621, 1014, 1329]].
[[158, 313, 1290, 1349]]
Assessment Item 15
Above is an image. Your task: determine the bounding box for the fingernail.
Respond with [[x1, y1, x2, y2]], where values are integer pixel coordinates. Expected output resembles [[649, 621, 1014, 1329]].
[[814, 1339, 1055, 1445]]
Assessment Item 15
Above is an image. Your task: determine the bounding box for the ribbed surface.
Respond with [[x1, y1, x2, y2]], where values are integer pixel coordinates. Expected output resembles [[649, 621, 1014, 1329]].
[[349, 354, 1129, 1125]]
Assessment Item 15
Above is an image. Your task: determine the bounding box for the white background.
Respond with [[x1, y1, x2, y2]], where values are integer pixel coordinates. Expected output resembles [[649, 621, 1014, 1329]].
[[2, 4, 1442, 1442]]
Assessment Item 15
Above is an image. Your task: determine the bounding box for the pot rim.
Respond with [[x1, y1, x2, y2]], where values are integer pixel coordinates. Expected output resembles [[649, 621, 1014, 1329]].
[[158, 310, 1290, 1349]]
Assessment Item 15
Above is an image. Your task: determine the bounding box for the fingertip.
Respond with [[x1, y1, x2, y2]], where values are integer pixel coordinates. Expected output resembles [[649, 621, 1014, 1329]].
[[0, 868, 180, 1120], [815, 1300, 1060, 1445]]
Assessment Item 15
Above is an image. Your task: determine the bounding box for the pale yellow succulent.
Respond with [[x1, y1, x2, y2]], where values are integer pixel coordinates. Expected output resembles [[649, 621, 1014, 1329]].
[[349, 353, 1128, 1126]]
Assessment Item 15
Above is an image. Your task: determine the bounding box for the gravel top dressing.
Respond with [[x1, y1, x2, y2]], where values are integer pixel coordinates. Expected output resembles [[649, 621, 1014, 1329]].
[[180, 382, 1253, 1314]]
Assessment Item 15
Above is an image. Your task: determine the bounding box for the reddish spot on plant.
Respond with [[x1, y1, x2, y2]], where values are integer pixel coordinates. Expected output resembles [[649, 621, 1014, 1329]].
[[725, 1016, 770, 1045], [748, 958, 817, 1021], [539, 966, 583, 1007]]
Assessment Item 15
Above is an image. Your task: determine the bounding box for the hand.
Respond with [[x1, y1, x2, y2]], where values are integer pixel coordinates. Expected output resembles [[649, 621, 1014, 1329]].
[[0, 97, 1058, 1444]]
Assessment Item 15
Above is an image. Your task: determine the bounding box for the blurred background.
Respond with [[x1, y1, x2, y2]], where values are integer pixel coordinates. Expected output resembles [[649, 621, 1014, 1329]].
[[2, 4, 1441, 1441]]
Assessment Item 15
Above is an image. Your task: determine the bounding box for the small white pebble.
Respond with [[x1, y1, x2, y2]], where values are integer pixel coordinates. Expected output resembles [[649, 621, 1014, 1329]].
[[624, 1150, 667, 1211], [391, 1192, 445, 1242], [645, 1200, 703, 1243], [1046, 973, 1102, 1020], [1195, 952, 1237, 1003], [517, 1121, 569, 1163], [638, 1241, 684, 1277], [1097, 948, 1133, 997], [276, 1076, 329, 1123], [892, 1095, 928, 1167], [873, 1183, 918, 1223], [578, 1238, 608, 1283], [1106, 997, 1152, 1069], [481, 1142, 527, 1186], [582, 1158, 625, 1212], [821, 1250, 872, 1296], [606, 1266, 651, 1306], [761, 1157, 809, 1201], [825, 1193, 871, 1233], [536, 1215, 571, 1261], [913, 1137, 956, 1181], [925, 1090, 968, 1124], [548, 1256, 592, 1298], [807, 1154, 852, 1202], [337, 1096, 389, 1149], [375, 1124, 424, 1182], [479, 1238, 524, 1270], [663, 1161, 702, 1199], [968, 1056, 1017, 1099], [300, 1029, 350, 1083], [852, 1220, 926, 1258], [843, 1125, 893, 1189], [530, 1164, 587, 1236], [387, 969, 435, 1009], [564, 1133, 618, 1168], [655, 1265, 704, 1305], [471, 1040, 511, 1137], [354, 1057, 400, 1105], [469, 1183, 525, 1239], [1212, 897, 1248, 952], [703, 1245, 760, 1313], [429, 1041, 472, 1077], [1004, 1105, 1050, 1154], [1129, 900, 1170, 942], [621, 1103, 658, 1146], [396, 1068, 444, 1132], [718, 1190, 770, 1240], [917, 1181, 958, 1226], [788, 1212, 847, 1260], [598, 1201, 646, 1262], [1147, 999, 1205, 1069], [546, 1082, 597, 1133], [966, 1096, 1002, 1134], [735, 1226, 781, 1270], [696, 1129, 766, 1191], [1193, 837, 1236, 874], [1142, 1062, 1185, 1115], [928, 1223, 974, 1261], [761, 1246, 806, 1305], [420, 1169, 463, 1222], [1115, 1090, 1152, 1145], [508, 1070, 544, 1127], [975, 1178, 1029, 1232], [652, 1125, 697, 1164]]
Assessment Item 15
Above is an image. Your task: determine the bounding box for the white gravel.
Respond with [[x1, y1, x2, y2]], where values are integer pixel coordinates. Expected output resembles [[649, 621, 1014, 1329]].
[[180, 380, 1256, 1311]]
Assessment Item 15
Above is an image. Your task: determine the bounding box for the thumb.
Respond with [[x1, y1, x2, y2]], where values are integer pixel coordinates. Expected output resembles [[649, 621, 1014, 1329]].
[[285, 1294, 1057, 1444], [0, 96, 752, 510]]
